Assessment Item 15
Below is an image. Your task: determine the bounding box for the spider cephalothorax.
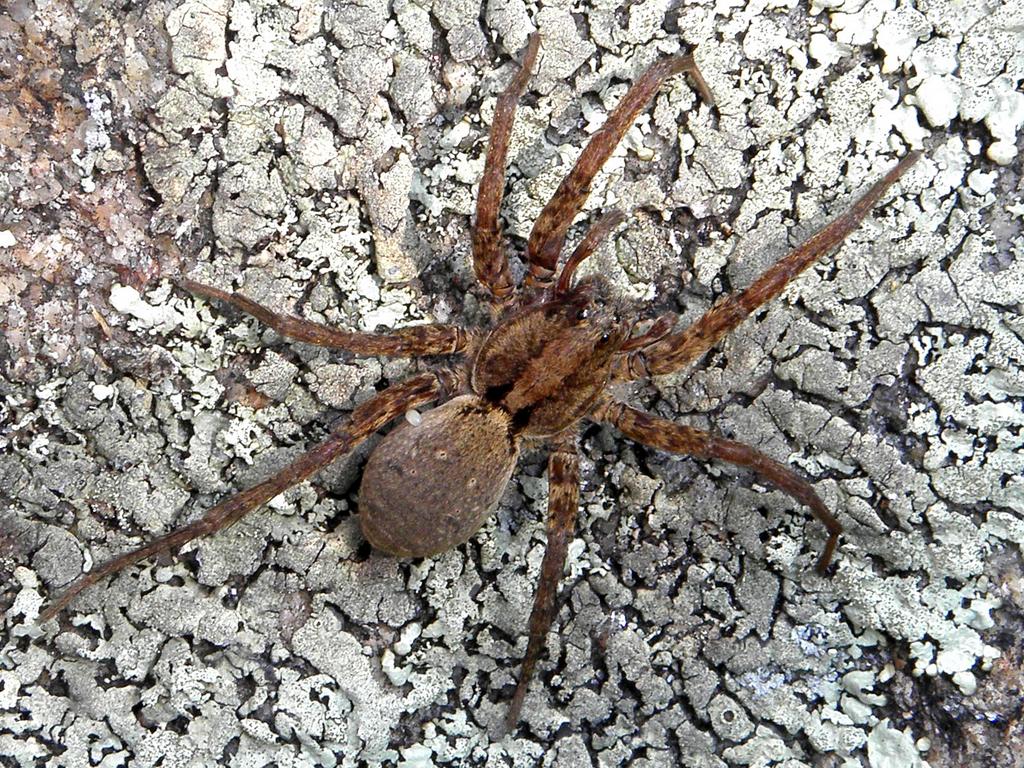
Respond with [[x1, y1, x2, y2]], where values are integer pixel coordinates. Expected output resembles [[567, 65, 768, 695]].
[[473, 276, 629, 433], [40, 33, 920, 729]]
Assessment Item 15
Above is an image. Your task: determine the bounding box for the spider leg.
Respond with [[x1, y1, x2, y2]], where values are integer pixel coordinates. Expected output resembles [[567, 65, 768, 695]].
[[506, 431, 580, 730], [554, 209, 625, 294], [594, 399, 841, 573], [524, 54, 712, 293], [179, 279, 467, 356], [616, 151, 921, 380], [618, 312, 675, 352], [38, 373, 444, 623], [472, 33, 541, 305]]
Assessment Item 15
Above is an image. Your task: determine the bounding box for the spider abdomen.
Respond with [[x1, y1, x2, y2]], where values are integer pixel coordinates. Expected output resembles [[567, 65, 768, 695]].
[[358, 395, 519, 557]]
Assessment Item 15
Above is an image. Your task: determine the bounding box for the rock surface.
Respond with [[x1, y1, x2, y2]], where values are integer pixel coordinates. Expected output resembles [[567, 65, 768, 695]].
[[2, 0, 1022, 766]]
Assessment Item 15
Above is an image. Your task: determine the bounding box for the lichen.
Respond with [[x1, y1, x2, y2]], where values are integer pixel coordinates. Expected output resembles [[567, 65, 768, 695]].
[[3, 0, 1021, 766]]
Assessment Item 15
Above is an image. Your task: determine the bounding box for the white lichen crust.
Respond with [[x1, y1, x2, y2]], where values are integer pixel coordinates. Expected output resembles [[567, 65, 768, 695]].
[[2, 0, 1022, 766]]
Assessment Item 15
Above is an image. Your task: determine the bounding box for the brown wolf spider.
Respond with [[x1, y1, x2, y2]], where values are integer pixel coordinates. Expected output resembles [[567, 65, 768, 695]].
[[41, 34, 921, 728]]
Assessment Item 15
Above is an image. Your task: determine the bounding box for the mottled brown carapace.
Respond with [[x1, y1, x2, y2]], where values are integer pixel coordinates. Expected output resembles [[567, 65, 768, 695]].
[[40, 33, 921, 729]]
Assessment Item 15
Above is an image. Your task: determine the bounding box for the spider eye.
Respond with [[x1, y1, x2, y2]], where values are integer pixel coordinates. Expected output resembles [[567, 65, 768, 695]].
[[577, 308, 589, 320]]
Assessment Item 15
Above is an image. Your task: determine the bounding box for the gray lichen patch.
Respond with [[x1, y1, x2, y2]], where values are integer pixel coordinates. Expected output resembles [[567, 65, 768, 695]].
[[3, 0, 1023, 766]]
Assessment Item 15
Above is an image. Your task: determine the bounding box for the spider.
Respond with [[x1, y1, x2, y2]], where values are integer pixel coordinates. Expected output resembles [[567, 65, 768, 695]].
[[40, 34, 920, 729]]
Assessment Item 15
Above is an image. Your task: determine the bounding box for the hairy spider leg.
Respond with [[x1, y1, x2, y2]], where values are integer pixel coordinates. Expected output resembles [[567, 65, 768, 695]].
[[616, 151, 923, 380], [39, 373, 444, 623], [619, 313, 676, 352], [524, 54, 713, 293], [506, 432, 580, 730], [553, 209, 625, 294], [595, 399, 841, 573], [179, 279, 467, 356], [472, 33, 541, 304]]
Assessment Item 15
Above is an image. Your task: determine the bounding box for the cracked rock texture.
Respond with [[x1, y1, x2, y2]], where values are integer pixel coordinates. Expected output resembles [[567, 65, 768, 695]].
[[2, 0, 1022, 766]]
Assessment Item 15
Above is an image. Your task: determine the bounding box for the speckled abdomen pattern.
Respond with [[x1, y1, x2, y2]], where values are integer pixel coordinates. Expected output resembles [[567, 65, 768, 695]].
[[358, 395, 518, 557]]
